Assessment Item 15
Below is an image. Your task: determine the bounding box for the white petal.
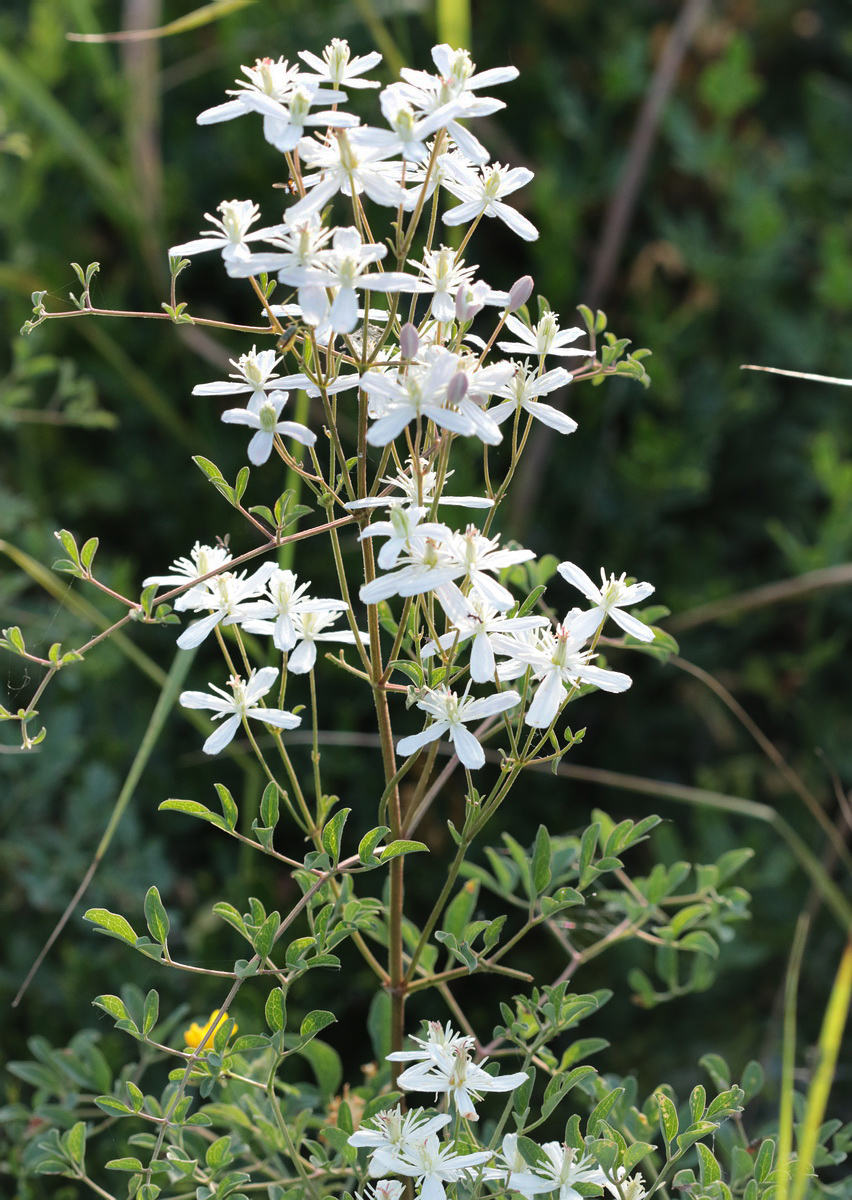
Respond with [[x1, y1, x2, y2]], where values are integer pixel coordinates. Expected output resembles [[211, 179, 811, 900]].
[[202, 714, 241, 755], [176, 609, 224, 650], [609, 608, 655, 642], [288, 638, 318, 674], [397, 723, 448, 757], [450, 723, 485, 769], [525, 670, 565, 728]]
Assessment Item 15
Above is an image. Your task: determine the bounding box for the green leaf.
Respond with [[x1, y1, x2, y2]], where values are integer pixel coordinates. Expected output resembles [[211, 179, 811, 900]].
[[95, 1095, 133, 1116], [623, 1142, 656, 1173], [206, 1136, 234, 1171], [699, 1052, 731, 1090], [260, 782, 279, 830], [142, 990, 159, 1037], [321, 807, 351, 862], [368, 991, 391, 1060], [265, 988, 287, 1033], [532, 825, 552, 894], [679, 930, 719, 958], [689, 1084, 706, 1124], [676, 1120, 720, 1154], [300, 1010, 336, 1040], [106, 1158, 144, 1171], [93, 994, 130, 1022], [80, 536, 99, 572], [84, 908, 139, 945], [587, 1087, 624, 1137], [126, 1080, 144, 1112], [214, 783, 238, 832], [144, 886, 170, 945], [65, 1121, 86, 1165], [754, 1139, 775, 1184], [159, 799, 226, 829], [657, 1092, 679, 1150], [234, 466, 249, 503], [380, 839, 428, 861], [359, 825, 390, 864], [696, 1142, 722, 1184], [253, 912, 280, 962]]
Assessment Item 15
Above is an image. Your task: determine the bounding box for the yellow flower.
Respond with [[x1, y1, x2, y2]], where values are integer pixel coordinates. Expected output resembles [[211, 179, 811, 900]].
[[183, 1009, 236, 1050]]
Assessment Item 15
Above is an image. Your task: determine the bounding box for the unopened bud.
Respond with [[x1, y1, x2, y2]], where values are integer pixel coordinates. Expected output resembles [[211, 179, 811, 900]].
[[447, 372, 469, 406], [508, 275, 534, 311], [400, 322, 419, 360], [455, 283, 486, 323]]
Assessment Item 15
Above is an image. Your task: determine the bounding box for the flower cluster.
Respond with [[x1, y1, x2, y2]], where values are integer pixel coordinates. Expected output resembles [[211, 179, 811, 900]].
[[151, 40, 657, 786], [347, 1023, 648, 1200]]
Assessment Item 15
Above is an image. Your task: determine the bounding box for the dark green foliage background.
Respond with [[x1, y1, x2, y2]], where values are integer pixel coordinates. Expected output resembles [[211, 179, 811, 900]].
[[2, 0, 851, 1188]]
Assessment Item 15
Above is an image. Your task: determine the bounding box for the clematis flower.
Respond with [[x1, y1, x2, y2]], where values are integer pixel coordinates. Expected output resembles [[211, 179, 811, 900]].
[[142, 541, 231, 590], [358, 504, 453, 570], [298, 39, 383, 90], [421, 593, 548, 683], [556, 561, 655, 643], [239, 569, 336, 653], [191, 346, 309, 413], [441, 158, 539, 242], [284, 226, 422, 335], [184, 1009, 236, 1050], [237, 83, 359, 153], [534, 1143, 607, 1200], [488, 362, 578, 435], [379, 1132, 492, 1200], [387, 1021, 529, 1119], [179, 667, 300, 755], [173, 561, 276, 650], [286, 606, 369, 675], [497, 311, 594, 361], [287, 128, 407, 220], [396, 684, 520, 770], [221, 390, 316, 464], [348, 1106, 451, 1177], [492, 622, 632, 729], [492, 1134, 556, 1199], [168, 199, 282, 276]]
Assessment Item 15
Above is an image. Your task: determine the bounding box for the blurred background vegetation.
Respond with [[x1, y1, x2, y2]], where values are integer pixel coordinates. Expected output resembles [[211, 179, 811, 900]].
[[2, 0, 851, 1191]]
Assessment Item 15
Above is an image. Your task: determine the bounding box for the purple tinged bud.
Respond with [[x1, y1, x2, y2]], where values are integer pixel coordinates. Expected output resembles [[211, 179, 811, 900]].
[[455, 286, 484, 322], [508, 275, 534, 311], [400, 322, 419, 360], [447, 372, 469, 406]]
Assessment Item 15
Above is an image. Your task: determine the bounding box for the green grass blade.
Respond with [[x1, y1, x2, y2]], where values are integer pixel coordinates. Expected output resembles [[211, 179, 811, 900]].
[[776, 914, 809, 1200], [792, 938, 852, 1200]]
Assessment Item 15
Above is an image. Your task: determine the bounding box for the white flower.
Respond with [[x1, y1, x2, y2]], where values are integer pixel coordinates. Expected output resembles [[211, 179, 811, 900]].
[[497, 311, 593, 361], [396, 684, 520, 770], [142, 541, 231, 589], [438, 526, 536, 612], [285, 226, 422, 335], [534, 1143, 607, 1200], [556, 562, 655, 643], [191, 346, 309, 413], [492, 1135, 555, 1199], [239, 569, 335, 652], [238, 83, 359, 153], [287, 128, 407, 220], [441, 158, 538, 242], [422, 593, 547, 683], [231, 212, 334, 282], [196, 56, 304, 125], [493, 622, 632, 729], [348, 1106, 451, 1178], [489, 362, 578, 435], [169, 200, 280, 276], [361, 351, 483, 447], [221, 391, 316, 464], [358, 504, 453, 571], [397, 44, 519, 163], [173, 561, 276, 650], [355, 1182, 405, 1200], [179, 667, 300, 755], [388, 1021, 529, 1118], [603, 1171, 648, 1200], [352, 85, 450, 165], [381, 1132, 492, 1200], [408, 245, 478, 322], [345, 458, 493, 512], [298, 39, 383, 90], [287, 605, 368, 675]]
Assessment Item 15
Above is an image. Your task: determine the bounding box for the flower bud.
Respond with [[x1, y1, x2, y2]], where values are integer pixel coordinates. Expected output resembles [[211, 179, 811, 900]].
[[455, 283, 486, 322], [399, 322, 419, 360], [507, 274, 534, 311], [447, 372, 469, 407]]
